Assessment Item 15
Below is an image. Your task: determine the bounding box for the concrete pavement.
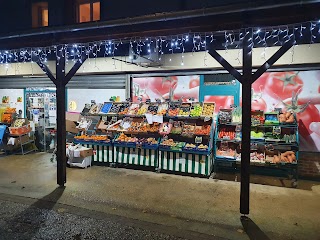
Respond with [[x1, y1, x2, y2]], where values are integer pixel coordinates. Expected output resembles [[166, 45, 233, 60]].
[[0, 152, 319, 240]]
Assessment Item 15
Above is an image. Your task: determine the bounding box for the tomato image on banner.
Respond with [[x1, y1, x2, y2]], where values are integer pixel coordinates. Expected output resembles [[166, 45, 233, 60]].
[[252, 70, 320, 152], [132, 75, 199, 103], [264, 72, 303, 100], [204, 95, 234, 113]]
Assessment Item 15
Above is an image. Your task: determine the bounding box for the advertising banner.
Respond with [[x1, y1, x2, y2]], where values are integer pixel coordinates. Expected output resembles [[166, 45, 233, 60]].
[[251, 71, 320, 152], [132, 75, 200, 102]]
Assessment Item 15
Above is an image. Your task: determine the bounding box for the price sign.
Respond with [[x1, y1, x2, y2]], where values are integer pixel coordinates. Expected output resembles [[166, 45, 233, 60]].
[[273, 126, 281, 135], [146, 99, 151, 104], [91, 100, 96, 104], [102, 116, 108, 122], [204, 116, 211, 122], [195, 136, 202, 144], [235, 125, 242, 131]]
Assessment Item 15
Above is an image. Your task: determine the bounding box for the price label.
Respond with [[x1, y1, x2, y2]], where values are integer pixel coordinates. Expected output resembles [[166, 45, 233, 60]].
[[195, 136, 202, 143], [165, 98, 170, 102], [204, 116, 211, 122], [91, 100, 96, 104], [235, 125, 242, 131], [111, 116, 117, 122], [273, 126, 281, 135], [146, 99, 151, 104]]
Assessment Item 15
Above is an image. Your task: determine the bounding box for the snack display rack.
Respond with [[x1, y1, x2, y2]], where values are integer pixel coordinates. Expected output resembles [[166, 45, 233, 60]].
[[214, 107, 299, 186], [74, 100, 215, 176]]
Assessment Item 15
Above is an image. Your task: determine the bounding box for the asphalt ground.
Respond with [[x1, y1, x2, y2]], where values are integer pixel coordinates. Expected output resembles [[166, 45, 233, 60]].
[[0, 193, 222, 240]]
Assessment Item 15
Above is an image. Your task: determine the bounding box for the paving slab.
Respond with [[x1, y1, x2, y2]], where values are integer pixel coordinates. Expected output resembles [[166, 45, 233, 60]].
[[0, 153, 319, 240]]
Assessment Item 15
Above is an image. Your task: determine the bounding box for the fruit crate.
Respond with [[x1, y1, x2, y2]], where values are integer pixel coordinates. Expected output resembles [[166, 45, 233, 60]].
[[107, 102, 122, 114], [146, 103, 159, 115], [9, 125, 31, 135], [190, 102, 203, 117], [251, 110, 265, 126], [177, 103, 191, 117], [137, 103, 149, 115], [167, 102, 181, 117], [118, 102, 131, 115], [181, 123, 195, 137], [201, 103, 215, 118], [126, 103, 141, 115], [157, 103, 169, 116]]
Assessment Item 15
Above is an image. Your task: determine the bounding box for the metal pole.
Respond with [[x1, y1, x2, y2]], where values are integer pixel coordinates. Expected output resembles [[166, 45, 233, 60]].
[[240, 28, 253, 215], [56, 46, 67, 186]]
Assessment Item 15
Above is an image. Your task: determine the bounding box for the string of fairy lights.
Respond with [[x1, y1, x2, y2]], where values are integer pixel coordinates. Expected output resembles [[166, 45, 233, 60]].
[[0, 20, 320, 74]]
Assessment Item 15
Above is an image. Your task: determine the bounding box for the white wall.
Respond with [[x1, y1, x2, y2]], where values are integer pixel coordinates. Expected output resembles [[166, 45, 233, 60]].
[[67, 89, 126, 112], [0, 89, 24, 117]]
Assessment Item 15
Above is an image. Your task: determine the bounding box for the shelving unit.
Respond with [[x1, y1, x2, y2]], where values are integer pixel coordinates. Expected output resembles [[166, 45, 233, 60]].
[[73, 101, 215, 177], [9, 132, 36, 155], [214, 109, 299, 187], [25, 90, 56, 151]]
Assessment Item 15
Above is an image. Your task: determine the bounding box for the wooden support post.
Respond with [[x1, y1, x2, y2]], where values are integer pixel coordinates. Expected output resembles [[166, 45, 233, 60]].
[[208, 30, 293, 215], [208, 49, 243, 83], [56, 46, 67, 186], [37, 46, 88, 187], [240, 29, 253, 215]]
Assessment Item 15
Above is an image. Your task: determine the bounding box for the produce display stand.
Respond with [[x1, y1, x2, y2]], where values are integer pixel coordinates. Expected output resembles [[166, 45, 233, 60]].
[[213, 108, 299, 187], [73, 101, 215, 177], [158, 114, 214, 177]]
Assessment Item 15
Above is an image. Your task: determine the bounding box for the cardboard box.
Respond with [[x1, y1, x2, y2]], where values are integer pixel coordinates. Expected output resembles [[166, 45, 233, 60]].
[[20, 134, 30, 144], [80, 148, 93, 158], [66, 120, 79, 133], [66, 112, 80, 133]]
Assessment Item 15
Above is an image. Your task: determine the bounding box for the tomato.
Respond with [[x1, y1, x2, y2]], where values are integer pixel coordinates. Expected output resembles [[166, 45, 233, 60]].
[[132, 78, 149, 89], [147, 77, 177, 95], [189, 78, 200, 89], [204, 95, 234, 113], [239, 95, 267, 111], [252, 72, 269, 93], [251, 98, 267, 111], [264, 72, 303, 100]]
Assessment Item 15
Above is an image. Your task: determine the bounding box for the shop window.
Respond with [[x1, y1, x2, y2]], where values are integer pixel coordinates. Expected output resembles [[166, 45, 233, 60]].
[[32, 2, 49, 28], [77, 0, 100, 23]]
